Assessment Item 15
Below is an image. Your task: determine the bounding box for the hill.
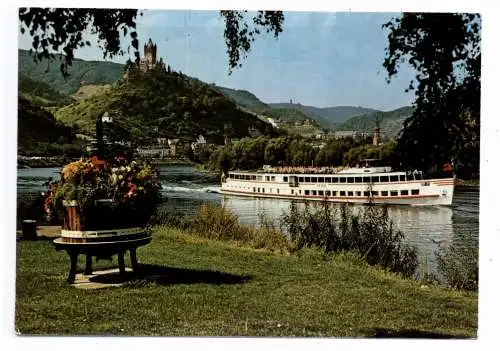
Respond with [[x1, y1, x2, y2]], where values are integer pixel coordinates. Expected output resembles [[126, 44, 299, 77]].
[[53, 68, 276, 145], [335, 106, 413, 138], [17, 96, 80, 156], [212, 86, 332, 130], [213, 85, 269, 111], [18, 74, 75, 107], [19, 49, 124, 95], [269, 103, 380, 126]]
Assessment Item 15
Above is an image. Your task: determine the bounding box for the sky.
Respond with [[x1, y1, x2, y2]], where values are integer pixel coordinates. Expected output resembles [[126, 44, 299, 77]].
[[18, 11, 417, 111]]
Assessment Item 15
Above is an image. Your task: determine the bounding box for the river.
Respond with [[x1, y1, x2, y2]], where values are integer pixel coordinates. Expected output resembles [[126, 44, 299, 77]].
[[17, 164, 479, 276]]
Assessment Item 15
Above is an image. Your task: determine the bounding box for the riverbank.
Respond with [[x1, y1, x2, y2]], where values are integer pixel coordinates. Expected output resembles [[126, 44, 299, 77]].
[[456, 178, 480, 187], [15, 225, 477, 337]]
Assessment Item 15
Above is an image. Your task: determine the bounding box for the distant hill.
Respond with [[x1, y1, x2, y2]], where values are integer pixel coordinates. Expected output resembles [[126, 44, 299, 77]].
[[269, 103, 380, 127], [213, 86, 269, 111], [53, 68, 276, 145], [18, 96, 77, 156], [19, 49, 124, 95], [18, 74, 75, 107], [335, 106, 414, 138]]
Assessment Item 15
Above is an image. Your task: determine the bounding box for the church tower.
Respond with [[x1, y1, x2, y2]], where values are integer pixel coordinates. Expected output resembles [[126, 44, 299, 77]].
[[373, 116, 381, 146]]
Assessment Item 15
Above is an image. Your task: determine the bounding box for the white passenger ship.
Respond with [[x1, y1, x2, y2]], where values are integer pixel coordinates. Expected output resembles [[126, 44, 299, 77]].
[[220, 160, 455, 206]]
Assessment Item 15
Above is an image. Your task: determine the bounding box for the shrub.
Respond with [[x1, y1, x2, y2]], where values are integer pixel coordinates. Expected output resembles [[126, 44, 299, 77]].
[[154, 203, 290, 254], [436, 233, 478, 291], [280, 201, 418, 278]]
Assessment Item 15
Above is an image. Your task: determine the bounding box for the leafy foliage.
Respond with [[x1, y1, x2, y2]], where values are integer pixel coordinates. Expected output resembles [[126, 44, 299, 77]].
[[280, 201, 418, 278], [207, 135, 377, 171], [19, 9, 284, 76], [19, 8, 141, 77], [383, 13, 480, 178], [436, 233, 478, 291], [220, 11, 284, 73]]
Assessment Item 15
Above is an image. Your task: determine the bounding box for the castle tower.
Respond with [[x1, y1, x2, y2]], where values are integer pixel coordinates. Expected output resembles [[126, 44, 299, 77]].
[[373, 116, 381, 146], [143, 38, 157, 66]]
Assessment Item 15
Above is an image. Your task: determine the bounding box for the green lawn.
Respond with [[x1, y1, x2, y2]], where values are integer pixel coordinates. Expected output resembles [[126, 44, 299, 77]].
[[15, 227, 478, 337]]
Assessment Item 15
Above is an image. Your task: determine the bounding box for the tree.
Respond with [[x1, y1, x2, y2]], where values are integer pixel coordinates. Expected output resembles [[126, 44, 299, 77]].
[[383, 13, 480, 177], [19, 8, 284, 76]]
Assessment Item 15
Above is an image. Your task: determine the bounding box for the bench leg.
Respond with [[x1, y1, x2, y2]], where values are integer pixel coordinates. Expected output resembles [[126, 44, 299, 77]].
[[84, 254, 93, 275], [130, 248, 139, 273], [68, 252, 78, 284], [118, 251, 126, 276]]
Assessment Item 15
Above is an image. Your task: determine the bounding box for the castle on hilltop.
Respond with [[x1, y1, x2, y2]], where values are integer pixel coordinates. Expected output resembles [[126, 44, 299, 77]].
[[136, 38, 167, 73]]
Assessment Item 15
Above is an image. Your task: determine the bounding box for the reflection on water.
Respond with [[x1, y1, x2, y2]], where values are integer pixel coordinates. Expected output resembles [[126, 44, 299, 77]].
[[17, 165, 479, 276]]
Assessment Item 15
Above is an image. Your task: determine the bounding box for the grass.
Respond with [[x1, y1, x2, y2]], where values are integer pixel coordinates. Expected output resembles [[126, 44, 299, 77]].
[[15, 227, 477, 337]]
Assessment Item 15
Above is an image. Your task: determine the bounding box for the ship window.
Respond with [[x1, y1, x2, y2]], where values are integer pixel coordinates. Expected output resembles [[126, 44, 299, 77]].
[[371, 176, 380, 183], [283, 176, 288, 182], [311, 177, 318, 183], [355, 177, 362, 183], [332, 177, 339, 183], [253, 187, 256, 192], [305, 190, 310, 195], [347, 191, 354, 196], [401, 190, 408, 195], [399, 175, 406, 182], [312, 190, 317, 196], [318, 177, 325, 183], [258, 188, 260, 192], [380, 176, 389, 182], [277, 189, 279, 194], [371, 191, 379, 196], [318, 190, 324, 196], [257, 175, 263, 181], [299, 177, 304, 182], [364, 191, 370, 197], [340, 191, 346, 196], [291, 189, 294, 194], [262, 188, 265, 193], [356, 191, 362, 196], [305, 177, 311, 183], [339, 177, 346, 183], [229, 174, 234, 179], [265, 176, 270, 181], [411, 189, 420, 195], [252, 175, 257, 180], [299, 190, 302, 194], [325, 177, 332, 183], [381, 191, 388, 196], [390, 190, 398, 196], [363, 176, 371, 183], [390, 175, 399, 182], [347, 177, 354, 183], [414, 173, 422, 180], [332, 191, 337, 196], [271, 176, 276, 181], [325, 191, 331, 196], [247, 175, 251, 180]]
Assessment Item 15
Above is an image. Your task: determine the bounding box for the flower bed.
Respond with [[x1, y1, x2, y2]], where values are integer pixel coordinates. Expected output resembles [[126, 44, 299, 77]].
[[44, 156, 160, 240]]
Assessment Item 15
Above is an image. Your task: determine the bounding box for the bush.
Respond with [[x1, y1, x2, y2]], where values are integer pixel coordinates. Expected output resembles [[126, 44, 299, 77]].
[[154, 203, 290, 254], [436, 233, 478, 291], [280, 201, 418, 278]]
